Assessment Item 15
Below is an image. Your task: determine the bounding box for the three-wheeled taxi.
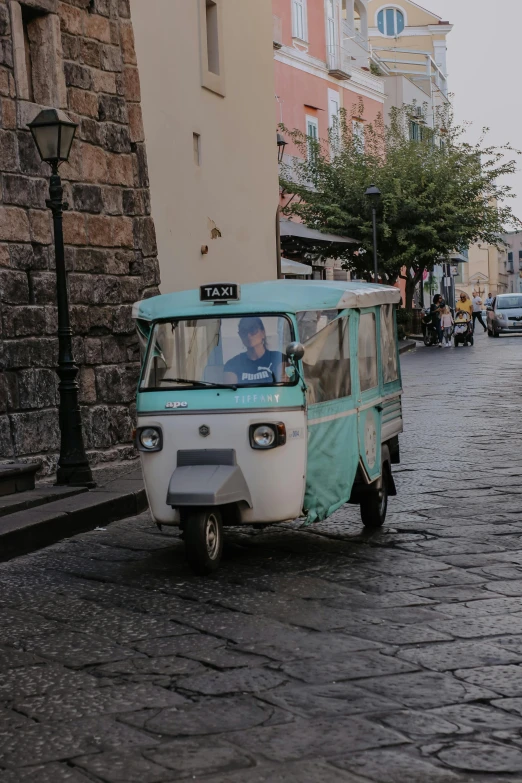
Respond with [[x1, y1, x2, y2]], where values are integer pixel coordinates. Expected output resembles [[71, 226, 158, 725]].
[[133, 280, 403, 574]]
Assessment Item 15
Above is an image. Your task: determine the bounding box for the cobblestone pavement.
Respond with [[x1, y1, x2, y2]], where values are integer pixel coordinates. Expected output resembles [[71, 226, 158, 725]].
[[2, 333, 522, 782]]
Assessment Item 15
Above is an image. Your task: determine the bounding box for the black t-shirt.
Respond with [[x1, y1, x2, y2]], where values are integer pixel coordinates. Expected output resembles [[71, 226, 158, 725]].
[[430, 303, 441, 321], [224, 350, 284, 385]]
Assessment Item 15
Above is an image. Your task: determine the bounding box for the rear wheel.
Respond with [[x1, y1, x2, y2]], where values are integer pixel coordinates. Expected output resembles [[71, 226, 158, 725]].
[[360, 462, 389, 530], [423, 333, 432, 347], [184, 509, 223, 575], [454, 338, 458, 347], [468, 336, 474, 346]]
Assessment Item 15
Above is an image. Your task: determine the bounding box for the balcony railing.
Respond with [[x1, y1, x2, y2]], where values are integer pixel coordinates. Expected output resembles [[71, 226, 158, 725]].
[[273, 15, 283, 49], [327, 45, 352, 80], [371, 47, 449, 99]]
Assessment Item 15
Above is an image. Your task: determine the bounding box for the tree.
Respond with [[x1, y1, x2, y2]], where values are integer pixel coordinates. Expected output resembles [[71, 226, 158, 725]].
[[280, 100, 521, 309]]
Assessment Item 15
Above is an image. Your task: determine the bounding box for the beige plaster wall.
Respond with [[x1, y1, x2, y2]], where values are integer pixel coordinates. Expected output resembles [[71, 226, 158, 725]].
[[130, 0, 279, 293]]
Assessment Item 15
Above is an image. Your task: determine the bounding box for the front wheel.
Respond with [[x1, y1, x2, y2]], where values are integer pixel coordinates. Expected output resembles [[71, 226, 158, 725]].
[[423, 333, 432, 347], [360, 465, 389, 529], [493, 330, 500, 338], [184, 509, 223, 575]]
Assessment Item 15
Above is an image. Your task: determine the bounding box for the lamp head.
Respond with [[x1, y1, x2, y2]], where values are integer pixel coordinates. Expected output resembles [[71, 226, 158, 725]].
[[365, 184, 382, 203], [28, 109, 78, 166]]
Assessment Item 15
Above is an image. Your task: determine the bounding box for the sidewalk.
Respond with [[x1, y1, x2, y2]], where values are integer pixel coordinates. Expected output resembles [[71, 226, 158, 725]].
[[0, 462, 147, 561]]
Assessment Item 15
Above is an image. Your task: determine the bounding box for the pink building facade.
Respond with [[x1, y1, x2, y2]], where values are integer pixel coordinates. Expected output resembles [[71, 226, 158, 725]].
[[273, 0, 385, 278], [274, 0, 384, 160]]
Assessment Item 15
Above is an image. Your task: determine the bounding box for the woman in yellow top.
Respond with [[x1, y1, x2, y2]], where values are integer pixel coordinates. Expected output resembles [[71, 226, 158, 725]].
[[455, 292, 473, 317]]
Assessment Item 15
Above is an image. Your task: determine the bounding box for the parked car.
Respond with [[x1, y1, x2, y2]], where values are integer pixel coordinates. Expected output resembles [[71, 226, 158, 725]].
[[487, 294, 522, 337]]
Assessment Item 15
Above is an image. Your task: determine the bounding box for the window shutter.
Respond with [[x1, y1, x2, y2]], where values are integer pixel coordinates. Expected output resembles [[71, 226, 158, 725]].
[[292, 0, 306, 40]]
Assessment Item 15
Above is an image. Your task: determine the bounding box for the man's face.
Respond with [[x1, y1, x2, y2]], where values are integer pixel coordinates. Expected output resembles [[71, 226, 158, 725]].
[[239, 324, 264, 350]]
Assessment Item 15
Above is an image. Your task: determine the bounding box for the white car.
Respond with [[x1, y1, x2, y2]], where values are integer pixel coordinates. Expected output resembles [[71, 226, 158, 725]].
[[487, 294, 522, 337]]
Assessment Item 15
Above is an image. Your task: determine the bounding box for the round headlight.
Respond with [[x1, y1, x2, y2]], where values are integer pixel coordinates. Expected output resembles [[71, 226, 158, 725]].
[[497, 312, 505, 319], [139, 428, 161, 450], [252, 425, 276, 448]]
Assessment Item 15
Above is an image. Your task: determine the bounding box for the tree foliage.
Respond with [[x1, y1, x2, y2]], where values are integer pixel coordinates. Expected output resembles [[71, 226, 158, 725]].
[[280, 100, 521, 308]]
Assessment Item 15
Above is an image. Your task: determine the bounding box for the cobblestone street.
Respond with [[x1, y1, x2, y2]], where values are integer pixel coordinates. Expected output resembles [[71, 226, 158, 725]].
[[2, 333, 522, 782]]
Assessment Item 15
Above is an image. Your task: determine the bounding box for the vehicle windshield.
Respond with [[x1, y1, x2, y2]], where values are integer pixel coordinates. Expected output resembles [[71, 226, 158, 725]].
[[497, 296, 522, 310], [140, 315, 294, 390]]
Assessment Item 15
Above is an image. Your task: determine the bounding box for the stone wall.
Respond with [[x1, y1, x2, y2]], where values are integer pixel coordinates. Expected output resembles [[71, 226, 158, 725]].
[[0, 0, 160, 473]]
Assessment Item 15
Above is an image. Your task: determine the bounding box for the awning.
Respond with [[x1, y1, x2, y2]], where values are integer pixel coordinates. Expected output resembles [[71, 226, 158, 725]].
[[282, 257, 311, 276], [280, 219, 357, 250]]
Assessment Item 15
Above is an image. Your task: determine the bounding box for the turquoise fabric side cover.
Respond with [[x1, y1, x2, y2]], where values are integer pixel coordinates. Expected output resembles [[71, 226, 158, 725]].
[[304, 399, 359, 524]]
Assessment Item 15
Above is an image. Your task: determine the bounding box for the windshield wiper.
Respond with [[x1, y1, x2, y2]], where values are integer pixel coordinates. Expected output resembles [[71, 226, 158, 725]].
[[161, 377, 238, 391]]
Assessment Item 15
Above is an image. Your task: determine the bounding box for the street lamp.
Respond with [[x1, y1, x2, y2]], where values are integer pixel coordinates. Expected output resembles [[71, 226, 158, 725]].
[[365, 184, 381, 283], [28, 109, 95, 487], [277, 133, 288, 164]]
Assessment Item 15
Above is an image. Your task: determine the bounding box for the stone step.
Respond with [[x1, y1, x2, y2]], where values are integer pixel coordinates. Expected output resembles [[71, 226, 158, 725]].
[[0, 484, 87, 518], [0, 462, 41, 497]]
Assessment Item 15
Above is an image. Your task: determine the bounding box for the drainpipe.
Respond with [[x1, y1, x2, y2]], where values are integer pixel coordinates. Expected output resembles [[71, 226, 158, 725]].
[[276, 205, 282, 279]]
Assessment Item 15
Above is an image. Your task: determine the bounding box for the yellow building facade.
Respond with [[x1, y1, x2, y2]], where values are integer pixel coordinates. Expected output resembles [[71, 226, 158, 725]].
[[130, 0, 279, 293]]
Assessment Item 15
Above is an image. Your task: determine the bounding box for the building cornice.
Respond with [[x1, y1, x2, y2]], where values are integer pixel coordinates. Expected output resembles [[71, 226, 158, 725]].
[[275, 47, 385, 103]]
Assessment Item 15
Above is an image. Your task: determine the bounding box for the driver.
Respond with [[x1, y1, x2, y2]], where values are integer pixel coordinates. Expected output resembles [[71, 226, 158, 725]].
[[224, 317, 285, 385]]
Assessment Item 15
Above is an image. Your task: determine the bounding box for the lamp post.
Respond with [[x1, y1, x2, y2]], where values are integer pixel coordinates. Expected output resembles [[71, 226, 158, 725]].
[[28, 109, 94, 487], [365, 184, 381, 283]]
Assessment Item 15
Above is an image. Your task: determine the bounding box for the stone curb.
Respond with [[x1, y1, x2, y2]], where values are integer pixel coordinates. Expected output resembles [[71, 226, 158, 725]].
[[399, 339, 416, 354], [0, 477, 148, 562]]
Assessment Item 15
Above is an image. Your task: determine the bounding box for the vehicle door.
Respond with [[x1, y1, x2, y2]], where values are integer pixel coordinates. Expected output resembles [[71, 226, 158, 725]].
[[379, 303, 403, 444], [297, 308, 358, 523], [356, 308, 382, 483]]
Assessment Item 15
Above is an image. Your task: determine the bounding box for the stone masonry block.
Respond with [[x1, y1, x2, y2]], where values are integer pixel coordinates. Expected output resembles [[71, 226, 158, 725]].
[[92, 68, 117, 95], [0, 245, 9, 268], [109, 404, 133, 443], [59, 2, 84, 36], [3, 175, 47, 209], [85, 12, 111, 43], [4, 337, 58, 368], [133, 217, 157, 257], [81, 39, 101, 69], [119, 22, 136, 64], [1, 305, 47, 338], [0, 207, 30, 242], [128, 104, 144, 143], [17, 368, 58, 409], [17, 132, 47, 176], [100, 43, 122, 72], [79, 365, 96, 404], [29, 271, 57, 305], [62, 32, 81, 61], [0, 129, 17, 170], [63, 212, 88, 245], [29, 210, 52, 245], [64, 62, 93, 91], [73, 247, 111, 273], [101, 186, 123, 216], [0, 69, 11, 98], [81, 142, 108, 183], [98, 94, 127, 123], [119, 0, 130, 18], [2, 98, 16, 128], [87, 214, 133, 247], [0, 415, 14, 458], [80, 117, 104, 146], [83, 403, 112, 448], [101, 335, 127, 363], [11, 409, 60, 454], [68, 88, 99, 119], [123, 66, 140, 102], [0, 269, 29, 304], [84, 337, 102, 364], [72, 183, 104, 213], [103, 122, 131, 154], [106, 153, 133, 186], [0, 4, 10, 37], [134, 143, 149, 188], [95, 363, 137, 404], [10, 244, 49, 271], [112, 304, 133, 334]]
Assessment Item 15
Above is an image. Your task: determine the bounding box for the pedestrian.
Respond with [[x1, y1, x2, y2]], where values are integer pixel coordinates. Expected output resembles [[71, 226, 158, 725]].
[[485, 292, 494, 307], [472, 291, 487, 332], [430, 294, 444, 347], [455, 292, 473, 318], [440, 305, 454, 347]]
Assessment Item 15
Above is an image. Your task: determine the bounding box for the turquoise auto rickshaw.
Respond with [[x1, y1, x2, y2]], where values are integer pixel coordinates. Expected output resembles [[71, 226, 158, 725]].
[[133, 280, 403, 574]]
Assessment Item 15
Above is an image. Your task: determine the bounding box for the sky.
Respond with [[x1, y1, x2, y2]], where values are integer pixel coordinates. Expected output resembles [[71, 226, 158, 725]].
[[424, 0, 522, 222]]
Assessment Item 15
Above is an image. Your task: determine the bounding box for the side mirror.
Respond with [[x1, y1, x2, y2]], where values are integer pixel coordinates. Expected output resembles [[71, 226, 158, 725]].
[[286, 342, 305, 361]]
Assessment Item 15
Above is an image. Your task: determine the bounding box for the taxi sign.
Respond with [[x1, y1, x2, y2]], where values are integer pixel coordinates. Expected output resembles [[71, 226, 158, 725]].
[[200, 283, 240, 302]]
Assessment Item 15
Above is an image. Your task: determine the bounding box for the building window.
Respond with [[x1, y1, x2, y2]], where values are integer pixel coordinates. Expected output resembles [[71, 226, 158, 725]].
[[193, 133, 201, 166], [292, 0, 308, 41], [306, 115, 319, 163], [199, 0, 225, 96], [205, 0, 220, 75], [10, 1, 66, 108], [358, 312, 378, 391], [353, 120, 365, 151], [377, 7, 405, 36]]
